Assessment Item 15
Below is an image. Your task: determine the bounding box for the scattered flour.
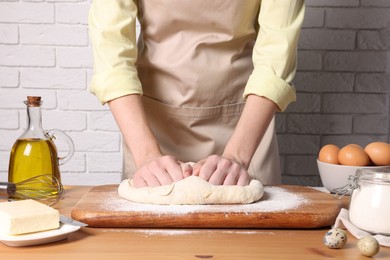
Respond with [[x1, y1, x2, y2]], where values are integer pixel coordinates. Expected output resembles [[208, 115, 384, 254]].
[[132, 229, 275, 236], [97, 186, 308, 215], [98, 228, 275, 236]]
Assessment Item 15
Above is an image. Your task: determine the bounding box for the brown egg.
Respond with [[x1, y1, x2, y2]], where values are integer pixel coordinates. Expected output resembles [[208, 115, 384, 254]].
[[364, 142, 390, 166], [338, 145, 370, 166], [318, 144, 340, 164], [345, 144, 363, 148]]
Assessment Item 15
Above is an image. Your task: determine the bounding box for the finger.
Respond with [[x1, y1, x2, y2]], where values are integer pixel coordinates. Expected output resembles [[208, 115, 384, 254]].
[[198, 158, 219, 181], [207, 156, 234, 185], [221, 162, 245, 185], [180, 162, 193, 178], [146, 155, 181, 183], [237, 171, 251, 186], [140, 172, 162, 187], [208, 164, 230, 185], [222, 171, 240, 186], [153, 170, 174, 186], [146, 159, 174, 186], [192, 160, 205, 176], [163, 158, 186, 182], [132, 177, 148, 188], [222, 167, 250, 186]]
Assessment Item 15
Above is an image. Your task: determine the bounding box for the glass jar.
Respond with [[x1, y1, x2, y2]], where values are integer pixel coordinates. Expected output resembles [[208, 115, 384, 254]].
[[348, 167, 390, 235]]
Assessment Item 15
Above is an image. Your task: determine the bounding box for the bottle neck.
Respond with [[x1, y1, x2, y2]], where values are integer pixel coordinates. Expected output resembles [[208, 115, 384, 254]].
[[21, 104, 47, 140], [27, 105, 43, 130]]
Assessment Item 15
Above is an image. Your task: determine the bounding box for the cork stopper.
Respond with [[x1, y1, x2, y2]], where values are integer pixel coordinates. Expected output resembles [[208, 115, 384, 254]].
[[25, 96, 42, 107]]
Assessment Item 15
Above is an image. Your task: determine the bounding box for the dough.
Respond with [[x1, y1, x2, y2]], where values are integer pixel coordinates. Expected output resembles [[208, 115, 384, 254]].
[[118, 176, 264, 205]]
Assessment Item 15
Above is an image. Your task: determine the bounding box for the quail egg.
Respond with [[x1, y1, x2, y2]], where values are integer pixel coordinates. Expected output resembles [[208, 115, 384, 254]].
[[357, 236, 380, 257], [323, 228, 347, 249]]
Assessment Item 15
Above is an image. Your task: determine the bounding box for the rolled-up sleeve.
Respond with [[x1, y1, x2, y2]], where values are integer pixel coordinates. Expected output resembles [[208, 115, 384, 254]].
[[89, 0, 142, 105], [244, 0, 305, 112]]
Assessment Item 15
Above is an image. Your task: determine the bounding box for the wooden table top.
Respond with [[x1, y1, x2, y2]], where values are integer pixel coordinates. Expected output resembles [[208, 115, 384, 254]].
[[0, 186, 389, 260]]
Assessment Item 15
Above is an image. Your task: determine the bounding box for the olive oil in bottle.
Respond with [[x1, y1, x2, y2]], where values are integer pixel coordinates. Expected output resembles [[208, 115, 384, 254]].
[[8, 138, 60, 184]]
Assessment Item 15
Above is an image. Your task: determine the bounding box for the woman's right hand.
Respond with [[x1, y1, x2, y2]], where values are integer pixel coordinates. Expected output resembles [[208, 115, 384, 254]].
[[132, 155, 193, 187]]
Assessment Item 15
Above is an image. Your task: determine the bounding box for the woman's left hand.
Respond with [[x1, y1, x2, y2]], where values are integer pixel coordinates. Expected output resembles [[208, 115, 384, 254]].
[[192, 155, 251, 186]]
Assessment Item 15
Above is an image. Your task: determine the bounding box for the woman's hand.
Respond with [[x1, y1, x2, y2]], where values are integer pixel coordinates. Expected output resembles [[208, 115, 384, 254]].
[[132, 155, 193, 187], [192, 155, 251, 186]]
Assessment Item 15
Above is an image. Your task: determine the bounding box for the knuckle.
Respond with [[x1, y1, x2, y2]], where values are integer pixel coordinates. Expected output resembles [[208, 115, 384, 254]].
[[208, 154, 220, 161], [148, 160, 160, 169], [161, 155, 172, 162]]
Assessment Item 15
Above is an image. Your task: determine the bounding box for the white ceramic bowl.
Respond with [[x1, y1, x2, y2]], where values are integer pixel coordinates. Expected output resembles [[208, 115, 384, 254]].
[[317, 159, 389, 193]]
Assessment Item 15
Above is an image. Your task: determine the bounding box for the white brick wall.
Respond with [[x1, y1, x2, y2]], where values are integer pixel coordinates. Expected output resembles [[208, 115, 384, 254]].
[[0, 0, 117, 185], [282, 0, 390, 186], [0, 1, 389, 186]]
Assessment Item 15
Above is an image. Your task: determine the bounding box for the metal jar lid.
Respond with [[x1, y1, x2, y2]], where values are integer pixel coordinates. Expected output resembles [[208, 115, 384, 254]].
[[355, 167, 390, 184], [333, 167, 390, 198]]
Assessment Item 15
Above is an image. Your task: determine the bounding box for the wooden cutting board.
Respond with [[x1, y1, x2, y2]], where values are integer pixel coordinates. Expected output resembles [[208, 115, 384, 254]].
[[71, 185, 348, 229]]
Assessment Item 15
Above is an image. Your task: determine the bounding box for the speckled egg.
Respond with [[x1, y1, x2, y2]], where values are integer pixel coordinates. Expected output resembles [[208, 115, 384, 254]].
[[323, 228, 348, 249], [357, 236, 380, 257]]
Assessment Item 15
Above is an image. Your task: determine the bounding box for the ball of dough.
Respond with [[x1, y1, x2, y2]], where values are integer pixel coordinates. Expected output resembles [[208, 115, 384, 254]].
[[118, 176, 264, 205]]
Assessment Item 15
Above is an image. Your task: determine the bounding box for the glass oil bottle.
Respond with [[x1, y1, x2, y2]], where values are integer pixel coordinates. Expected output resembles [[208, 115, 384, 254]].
[[8, 96, 74, 199]]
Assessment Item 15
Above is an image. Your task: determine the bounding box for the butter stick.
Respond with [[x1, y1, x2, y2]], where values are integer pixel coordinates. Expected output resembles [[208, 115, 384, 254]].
[[0, 199, 59, 235]]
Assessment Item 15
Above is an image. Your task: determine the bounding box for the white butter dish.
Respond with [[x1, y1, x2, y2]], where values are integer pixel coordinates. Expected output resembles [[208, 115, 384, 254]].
[[0, 223, 80, 247]]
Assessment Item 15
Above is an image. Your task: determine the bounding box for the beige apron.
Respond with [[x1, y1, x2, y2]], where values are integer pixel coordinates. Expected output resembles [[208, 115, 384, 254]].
[[123, 0, 281, 185]]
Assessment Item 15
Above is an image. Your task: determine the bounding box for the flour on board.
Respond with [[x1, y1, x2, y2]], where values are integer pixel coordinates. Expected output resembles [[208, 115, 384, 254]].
[[99, 186, 308, 214]]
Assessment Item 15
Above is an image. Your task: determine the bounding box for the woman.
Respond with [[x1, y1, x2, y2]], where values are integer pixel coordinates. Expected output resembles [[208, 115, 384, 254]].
[[89, 0, 305, 187]]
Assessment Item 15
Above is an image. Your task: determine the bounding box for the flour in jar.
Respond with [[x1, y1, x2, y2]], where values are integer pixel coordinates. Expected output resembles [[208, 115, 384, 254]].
[[349, 184, 390, 235], [348, 168, 390, 235]]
